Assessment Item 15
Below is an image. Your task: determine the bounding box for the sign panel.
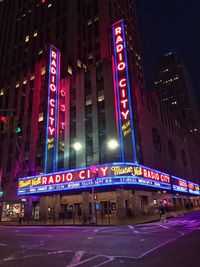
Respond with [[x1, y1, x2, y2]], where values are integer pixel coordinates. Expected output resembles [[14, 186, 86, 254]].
[[171, 176, 188, 193], [111, 20, 137, 162], [44, 45, 60, 173], [18, 163, 172, 195]]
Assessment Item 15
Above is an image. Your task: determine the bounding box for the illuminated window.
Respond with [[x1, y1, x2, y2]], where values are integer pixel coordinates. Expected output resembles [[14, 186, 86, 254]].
[[23, 80, 27, 85], [98, 95, 104, 102], [38, 113, 44, 122], [15, 83, 20, 88], [38, 49, 43, 55], [87, 20, 92, 25], [22, 14, 26, 17], [83, 64, 86, 71], [77, 59, 81, 68], [85, 98, 92, 106], [25, 35, 29, 42], [30, 75, 35, 80], [0, 88, 4, 96], [48, 3, 52, 8], [41, 67, 46, 75], [33, 31, 38, 37], [68, 65, 72, 75]]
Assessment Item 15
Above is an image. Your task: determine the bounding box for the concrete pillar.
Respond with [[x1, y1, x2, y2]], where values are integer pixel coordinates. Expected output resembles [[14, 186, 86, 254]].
[[53, 194, 60, 220], [82, 192, 89, 216], [116, 188, 126, 219], [39, 196, 48, 220]]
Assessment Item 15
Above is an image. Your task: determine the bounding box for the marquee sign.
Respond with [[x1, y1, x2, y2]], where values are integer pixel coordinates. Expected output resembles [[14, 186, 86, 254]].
[[44, 45, 60, 173], [171, 176, 188, 193], [18, 163, 173, 195], [111, 20, 137, 162]]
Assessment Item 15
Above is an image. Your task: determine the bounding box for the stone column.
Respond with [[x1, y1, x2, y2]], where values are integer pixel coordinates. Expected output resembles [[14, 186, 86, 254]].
[[53, 194, 60, 221], [116, 188, 126, 220], [39, 196, 48, 221], [82, 192, 89, 216]]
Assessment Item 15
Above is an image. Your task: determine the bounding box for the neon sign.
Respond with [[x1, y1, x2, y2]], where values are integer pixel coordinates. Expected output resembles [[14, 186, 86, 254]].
[[44, 45, 60, 173], [17, 163, 174, 195], [111, 19, 137, 162]]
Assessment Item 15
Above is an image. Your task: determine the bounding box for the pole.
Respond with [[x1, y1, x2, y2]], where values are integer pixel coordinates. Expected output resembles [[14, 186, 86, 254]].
[[90, 165, 97, 224], [16, 141, 29, 173]]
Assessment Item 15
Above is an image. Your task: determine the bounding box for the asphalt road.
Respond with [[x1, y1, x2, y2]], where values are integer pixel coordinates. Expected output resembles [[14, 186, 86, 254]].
[[0, 211, 200, 266]]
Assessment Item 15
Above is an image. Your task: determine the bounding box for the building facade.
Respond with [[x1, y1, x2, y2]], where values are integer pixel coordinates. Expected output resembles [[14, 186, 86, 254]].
[[0, 0, 199, 222]]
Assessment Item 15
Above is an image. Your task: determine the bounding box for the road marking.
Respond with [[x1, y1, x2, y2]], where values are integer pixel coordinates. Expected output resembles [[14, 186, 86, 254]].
[[16, 234, 52, 237], [159, 224, 169, 229], [0, 244, 7, 246], [87, 236, 93, 240], [140, 239, 145, 242], [128, 225, 134, 229], [66, 255, 114, 267], [133, 230, 139, 234], [66, 250, 85, 267]]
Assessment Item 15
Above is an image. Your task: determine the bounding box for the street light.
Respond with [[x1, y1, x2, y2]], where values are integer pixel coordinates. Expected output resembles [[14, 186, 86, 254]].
[[72, 139, 119, 224]]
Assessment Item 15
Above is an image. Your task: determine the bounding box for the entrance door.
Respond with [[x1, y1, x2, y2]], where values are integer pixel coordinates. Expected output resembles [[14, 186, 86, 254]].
[[100, 201, 111, 223]]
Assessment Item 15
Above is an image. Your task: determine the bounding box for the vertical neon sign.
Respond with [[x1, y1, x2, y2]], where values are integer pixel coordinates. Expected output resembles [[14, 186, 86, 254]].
[[111, 20, 137, 162], [44, 45, 60, 173]]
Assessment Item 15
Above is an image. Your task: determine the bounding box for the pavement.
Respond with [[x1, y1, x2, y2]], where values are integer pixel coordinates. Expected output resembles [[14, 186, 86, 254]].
[[0, 208, 198, 226], [0, 210, 200, 266]]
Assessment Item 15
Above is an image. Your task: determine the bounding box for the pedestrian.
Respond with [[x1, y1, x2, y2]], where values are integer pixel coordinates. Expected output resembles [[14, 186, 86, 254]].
[[159, 205, 167, 223]]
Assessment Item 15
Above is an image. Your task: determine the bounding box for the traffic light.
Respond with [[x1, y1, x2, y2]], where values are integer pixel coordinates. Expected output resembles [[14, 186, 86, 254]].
[[0, 190, 3, 197], [0, 115, 9, 133], [13, 116, 21, 133]]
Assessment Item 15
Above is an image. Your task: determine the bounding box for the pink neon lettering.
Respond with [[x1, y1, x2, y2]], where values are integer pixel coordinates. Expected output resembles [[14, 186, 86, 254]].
[[121, 99, 128, 108], [51, 59, 56, 67], [100, 167, 108, 176], [121, 110, 129, 120], [51, 67, 56, 74], [119, 79, 126, 88], [66, 173, 73, 181], [60, 89, 66, 97], [115, 27, 122, 35], [50, 99, 55, 107], [116, 35, 123, 44], [42, 177, 47, 184], [60, 104, 65, 112], [49, 117, 54, 125], [118, 62, 125, 71], [116, 44, 123, 53], [52, 51, 57, 59], [61, 122, 65, 129], [55, 175, 61, 183], [118, 53, 123, 61], [49, 126, 54, 135], [79, 171, 86, 179], [50, 84, 56, 91]]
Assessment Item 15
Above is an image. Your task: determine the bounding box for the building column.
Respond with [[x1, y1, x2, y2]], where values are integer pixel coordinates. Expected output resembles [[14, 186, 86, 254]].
[[53, 194, 60, 221], [116, 188, 126, 219], [39, 196, 48, 221], [82, 192, 89, 216]]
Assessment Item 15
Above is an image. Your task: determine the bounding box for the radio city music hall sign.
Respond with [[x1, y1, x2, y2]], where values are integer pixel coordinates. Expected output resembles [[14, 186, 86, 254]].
[[18, 163, 171, 191], [112, 20, 132, 138]]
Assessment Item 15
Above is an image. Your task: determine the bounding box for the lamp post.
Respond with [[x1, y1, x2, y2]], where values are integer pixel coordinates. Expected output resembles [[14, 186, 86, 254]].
[[73, 139, 119, 224]]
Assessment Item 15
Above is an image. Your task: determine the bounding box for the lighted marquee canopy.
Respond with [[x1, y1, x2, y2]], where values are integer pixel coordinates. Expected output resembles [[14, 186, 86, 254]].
[[17, 163, 200, 196]]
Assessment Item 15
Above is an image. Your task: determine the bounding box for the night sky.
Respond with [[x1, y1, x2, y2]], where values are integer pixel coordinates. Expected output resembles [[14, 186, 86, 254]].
[[136, 0, 200, 102]]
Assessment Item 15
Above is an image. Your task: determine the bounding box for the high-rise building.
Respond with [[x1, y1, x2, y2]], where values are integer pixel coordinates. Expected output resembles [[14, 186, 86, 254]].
[[154, 52, 200, 134], [0, 1, 199, 223]]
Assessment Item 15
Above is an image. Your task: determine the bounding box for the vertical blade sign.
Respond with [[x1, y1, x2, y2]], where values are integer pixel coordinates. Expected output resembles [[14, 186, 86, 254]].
[[111, 20, 137, 162]]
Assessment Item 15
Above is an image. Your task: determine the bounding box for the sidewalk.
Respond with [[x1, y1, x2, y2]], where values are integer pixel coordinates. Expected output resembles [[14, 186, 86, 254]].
[[0, 208, 199, 227]]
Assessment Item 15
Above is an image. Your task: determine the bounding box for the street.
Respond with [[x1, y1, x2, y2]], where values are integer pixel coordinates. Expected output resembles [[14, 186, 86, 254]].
[[0, 211, 200, 266]]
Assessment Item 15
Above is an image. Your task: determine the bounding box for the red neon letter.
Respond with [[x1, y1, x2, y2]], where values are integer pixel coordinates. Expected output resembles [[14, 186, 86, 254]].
[[116, 35, 123, 44], [116, 44, 123, 53], [115, 27, 121, 35], [119, 79, 126, 88], [118, 62, 125, 71], [121, 110, 129, 120]]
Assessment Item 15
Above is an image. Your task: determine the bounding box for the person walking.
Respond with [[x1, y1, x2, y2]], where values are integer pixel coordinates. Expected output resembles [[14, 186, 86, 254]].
[[159, 204, 167, 223]]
